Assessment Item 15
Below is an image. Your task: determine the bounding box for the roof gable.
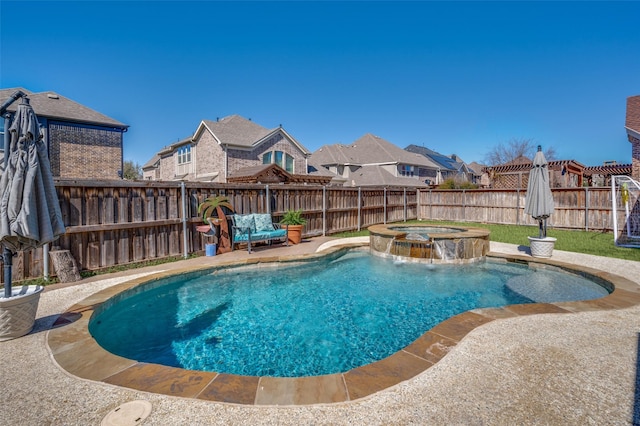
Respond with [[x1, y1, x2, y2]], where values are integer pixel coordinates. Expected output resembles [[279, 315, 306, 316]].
[[197, 115, 272, 147], [311, 134, 440, 169], [194, 115, 310, 154], [0, 88, 127, 128]]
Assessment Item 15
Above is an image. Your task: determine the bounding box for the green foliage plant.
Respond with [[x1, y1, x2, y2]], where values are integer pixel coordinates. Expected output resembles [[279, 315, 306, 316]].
[[280, 209, 307, 225], [438, 178, 479, 190]]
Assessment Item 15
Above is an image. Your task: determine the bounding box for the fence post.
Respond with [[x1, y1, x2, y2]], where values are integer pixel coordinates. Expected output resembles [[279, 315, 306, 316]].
[[416, 188, 420, 220], [611, 178, 618, 242], [181, 181, 188, 259], [516, 189, 520, 225], [462, 189, 466, 221], [383, 187, 387, 224], [322, 185, 327, 236], [357, 187, 362, 231], [584, 187, 589, 231], [266, 184, 270, 214], [403, 187, 407, 222]]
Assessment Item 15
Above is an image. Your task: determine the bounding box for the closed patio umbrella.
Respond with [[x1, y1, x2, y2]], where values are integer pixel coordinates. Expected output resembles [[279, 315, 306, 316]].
[[524, 145, 554, 238], [0, 96, 65, 298]]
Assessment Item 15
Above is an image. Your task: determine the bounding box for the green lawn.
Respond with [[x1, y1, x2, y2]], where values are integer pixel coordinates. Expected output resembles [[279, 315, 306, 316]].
[[333, 220, 640, 262]]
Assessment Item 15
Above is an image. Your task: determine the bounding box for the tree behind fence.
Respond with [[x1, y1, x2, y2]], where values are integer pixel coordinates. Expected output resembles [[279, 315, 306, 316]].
[[5, 181, 613, 281]]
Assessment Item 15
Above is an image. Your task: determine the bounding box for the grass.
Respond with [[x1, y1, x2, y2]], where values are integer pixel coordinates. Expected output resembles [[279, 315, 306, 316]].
[[333, 220, 640, 262]]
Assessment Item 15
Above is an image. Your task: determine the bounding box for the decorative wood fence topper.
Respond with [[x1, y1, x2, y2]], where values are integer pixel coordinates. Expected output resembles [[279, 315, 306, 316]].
[[4, 179, 617, 282]]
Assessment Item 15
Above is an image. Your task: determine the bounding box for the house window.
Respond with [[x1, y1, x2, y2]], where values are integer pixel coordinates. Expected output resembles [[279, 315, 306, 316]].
[[262, 152, 272, 164], [263, 150, 294, 173], [178, 145, 191, 164], [285, 153, 294, 173], [274, 151, 284, 168], [176, 144, 192, 175], [399, 165, 414, 177]]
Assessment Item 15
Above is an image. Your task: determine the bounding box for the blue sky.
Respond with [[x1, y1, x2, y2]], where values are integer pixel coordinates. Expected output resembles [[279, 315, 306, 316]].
[[2, 1, 639, 168]]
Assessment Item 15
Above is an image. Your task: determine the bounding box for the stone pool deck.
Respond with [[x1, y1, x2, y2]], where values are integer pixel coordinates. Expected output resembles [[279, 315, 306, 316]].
[[1, 238, 639, 425]]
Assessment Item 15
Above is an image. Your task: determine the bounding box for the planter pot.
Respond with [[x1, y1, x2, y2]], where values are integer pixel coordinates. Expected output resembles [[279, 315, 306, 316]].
[[285, 224, 304, 244], [0, 285, 44, 341], [528, 236, 557, 258]]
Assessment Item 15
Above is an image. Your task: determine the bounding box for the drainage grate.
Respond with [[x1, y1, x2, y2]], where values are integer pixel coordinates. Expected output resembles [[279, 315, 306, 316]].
[[101, 400, 152, 426]]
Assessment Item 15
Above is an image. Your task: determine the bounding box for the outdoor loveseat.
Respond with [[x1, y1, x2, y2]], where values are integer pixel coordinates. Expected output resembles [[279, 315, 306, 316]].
[[230, 213, 288, 253]]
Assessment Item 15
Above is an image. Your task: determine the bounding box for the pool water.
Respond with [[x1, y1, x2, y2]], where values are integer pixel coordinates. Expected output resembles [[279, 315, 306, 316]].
[[89, 250, 609, 377]]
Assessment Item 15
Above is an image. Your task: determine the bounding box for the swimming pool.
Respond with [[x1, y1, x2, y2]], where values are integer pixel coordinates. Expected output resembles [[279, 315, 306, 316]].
[[89, 249, 609, 377]]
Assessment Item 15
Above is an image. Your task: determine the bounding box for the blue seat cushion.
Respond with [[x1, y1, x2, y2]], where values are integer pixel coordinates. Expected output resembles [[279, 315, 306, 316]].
[[254, 213, 276, 232], [234, 214, 255, 233], [266, 229, 286, 238], [233, 229, 286, 243]]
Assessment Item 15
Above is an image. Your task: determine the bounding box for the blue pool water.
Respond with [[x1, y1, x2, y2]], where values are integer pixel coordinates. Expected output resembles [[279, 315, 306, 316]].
[[89, 250, 609, 377]]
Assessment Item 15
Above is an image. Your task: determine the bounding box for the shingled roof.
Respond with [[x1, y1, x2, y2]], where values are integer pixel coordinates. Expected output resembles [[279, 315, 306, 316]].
[[0, 88, 127, 129], [405, 144, 470, 173], [311, 133, 440, 168], [194, 115, 310, 154]]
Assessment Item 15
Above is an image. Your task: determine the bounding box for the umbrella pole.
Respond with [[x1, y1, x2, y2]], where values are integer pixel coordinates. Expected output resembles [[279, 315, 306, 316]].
[[538, 219, 544, 239], [3, 247, 12, 298]]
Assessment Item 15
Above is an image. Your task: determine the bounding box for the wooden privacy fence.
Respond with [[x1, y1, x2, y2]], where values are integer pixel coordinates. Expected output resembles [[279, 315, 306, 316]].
[[419, 187, 614, 231], [5, 180, 417, 281], [5, 181, 615, 282]]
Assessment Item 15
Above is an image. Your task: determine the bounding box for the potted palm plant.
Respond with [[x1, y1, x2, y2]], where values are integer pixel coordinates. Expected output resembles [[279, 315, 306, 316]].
[[197, 195, 234, 255], [280, 209, 306, 244]]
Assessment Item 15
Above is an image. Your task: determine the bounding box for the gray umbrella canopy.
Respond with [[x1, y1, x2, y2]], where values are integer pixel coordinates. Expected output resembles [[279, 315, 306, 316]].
[[0, 99, 65, 252], [524, 146, 555, 238]]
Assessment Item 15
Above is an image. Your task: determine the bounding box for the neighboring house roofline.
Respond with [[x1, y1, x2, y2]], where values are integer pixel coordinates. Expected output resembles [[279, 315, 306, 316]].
[[252, 127, 311, 155], [142, 154, 160, 170], [311, 134, 441, 170], [157, 137, 192, 156], [192, 116, 311, 154], [0, 87, 128, 129], [626, 126, 640, 140], [193, 120, 223, 146]]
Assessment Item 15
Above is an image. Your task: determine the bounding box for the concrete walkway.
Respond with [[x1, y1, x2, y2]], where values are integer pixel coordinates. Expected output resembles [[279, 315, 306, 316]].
[[1, 239, 639, 425]]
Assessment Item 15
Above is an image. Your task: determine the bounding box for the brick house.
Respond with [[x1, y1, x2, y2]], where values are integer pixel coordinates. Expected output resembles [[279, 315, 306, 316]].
[[143, 115, 312, 182], [309, 133, 440, 187], [405, 144, 478, 184], [0, 88, 128, 179], [626, 95, 640, 180]]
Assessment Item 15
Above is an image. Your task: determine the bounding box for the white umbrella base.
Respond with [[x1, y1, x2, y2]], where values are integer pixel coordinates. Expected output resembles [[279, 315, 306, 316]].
[[528, 236, 557, 258], [0, 285, 43, 341]]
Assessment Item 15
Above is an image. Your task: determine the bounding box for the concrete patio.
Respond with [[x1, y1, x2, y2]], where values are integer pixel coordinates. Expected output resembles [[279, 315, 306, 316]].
[[1, 237, 639, 425]]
